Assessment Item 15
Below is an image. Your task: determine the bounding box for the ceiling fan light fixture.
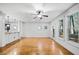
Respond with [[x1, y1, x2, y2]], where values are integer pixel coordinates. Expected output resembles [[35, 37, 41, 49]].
[[37, 15, 42, 18], [32, 10, 48, 19]]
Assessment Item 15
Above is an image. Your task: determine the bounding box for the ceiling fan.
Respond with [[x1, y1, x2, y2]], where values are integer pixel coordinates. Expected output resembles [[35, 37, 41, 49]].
[[33, 10, 48, 19]]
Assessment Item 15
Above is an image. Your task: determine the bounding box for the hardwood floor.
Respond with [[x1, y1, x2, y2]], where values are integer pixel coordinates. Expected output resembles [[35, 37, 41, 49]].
[[1, 37, 73, 55]]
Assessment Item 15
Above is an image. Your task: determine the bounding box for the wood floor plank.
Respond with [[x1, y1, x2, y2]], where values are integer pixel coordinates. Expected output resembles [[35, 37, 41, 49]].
[[1, 37, 73, 55]]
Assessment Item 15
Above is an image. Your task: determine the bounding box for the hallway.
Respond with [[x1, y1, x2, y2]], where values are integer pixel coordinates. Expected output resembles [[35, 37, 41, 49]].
[[1, 37, 73, 55]]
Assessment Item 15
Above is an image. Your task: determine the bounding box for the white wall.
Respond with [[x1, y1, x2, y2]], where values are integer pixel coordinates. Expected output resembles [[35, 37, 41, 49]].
[[22, 22, 50, 37], [50, 4, 79, 54], [0, 17, 4, 47], [0, 20, 2, 47]]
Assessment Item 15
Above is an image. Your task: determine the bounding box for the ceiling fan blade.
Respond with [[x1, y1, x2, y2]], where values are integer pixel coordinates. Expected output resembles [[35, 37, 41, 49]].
[[40, 17, 42, 19], [42, 15, 48, 17], [33, 16, 37, 19]]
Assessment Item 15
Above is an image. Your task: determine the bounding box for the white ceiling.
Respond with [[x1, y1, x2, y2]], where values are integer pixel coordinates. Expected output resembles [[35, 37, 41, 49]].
[[0, 3, 74, 22]]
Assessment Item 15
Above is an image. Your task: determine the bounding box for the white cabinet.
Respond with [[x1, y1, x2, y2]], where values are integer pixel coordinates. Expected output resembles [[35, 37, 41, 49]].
[[4, 32, 20, 45], [3, 21, 20, 46], [0, 20, 20, 47]]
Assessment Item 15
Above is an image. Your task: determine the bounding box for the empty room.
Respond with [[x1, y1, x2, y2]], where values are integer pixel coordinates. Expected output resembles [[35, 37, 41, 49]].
[[0, 3, 79, 55]]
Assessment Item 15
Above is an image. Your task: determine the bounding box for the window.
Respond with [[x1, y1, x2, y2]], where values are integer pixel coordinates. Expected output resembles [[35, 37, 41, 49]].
[[52, 27, 55, 37], [68, 12, 79, 43], [59, 19, 64, 38]]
